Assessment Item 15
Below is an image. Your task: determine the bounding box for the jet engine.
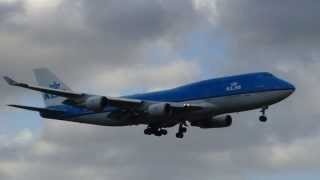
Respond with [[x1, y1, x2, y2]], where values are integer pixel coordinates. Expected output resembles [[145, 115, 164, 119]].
[[83, 96, 108, 112], [191, 115, 232, 129], [147, 103, 171, 117]]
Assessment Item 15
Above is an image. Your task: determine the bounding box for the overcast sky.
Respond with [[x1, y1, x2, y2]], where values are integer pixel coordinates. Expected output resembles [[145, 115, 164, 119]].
[[0, 0, 320, 179]]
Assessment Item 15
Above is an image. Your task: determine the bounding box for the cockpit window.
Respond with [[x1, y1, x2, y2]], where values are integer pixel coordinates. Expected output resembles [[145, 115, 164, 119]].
[[262, 73, 273, 77], [256, 73, 273, 79], [255, 73, 273, 89]]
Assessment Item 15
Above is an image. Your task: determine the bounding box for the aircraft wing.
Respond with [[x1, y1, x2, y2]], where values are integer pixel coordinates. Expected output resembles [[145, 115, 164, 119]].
[[4, 76, 82, 99], [4, 76, 207, 112], [3, 76, 143, 108]]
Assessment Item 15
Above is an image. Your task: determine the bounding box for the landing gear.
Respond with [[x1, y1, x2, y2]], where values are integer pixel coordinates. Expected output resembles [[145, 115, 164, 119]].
[[144, 128, 153, 135], [154, 130, 162, 137], [176, 122, 188, 139], [259, 115, 267, 122], [259, 106, 268, 122], [176, 132, 184, 139], [144, 127, 167, 136], [144, 121, 188, 138], [160, 129, 168, 135]]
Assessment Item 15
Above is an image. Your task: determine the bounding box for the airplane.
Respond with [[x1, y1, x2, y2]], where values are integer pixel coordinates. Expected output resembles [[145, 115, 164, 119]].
[[4, 68, 295, 139]]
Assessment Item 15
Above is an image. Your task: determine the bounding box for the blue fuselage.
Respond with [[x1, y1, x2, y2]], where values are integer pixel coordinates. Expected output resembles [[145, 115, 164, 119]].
[[127, 72, 295, 102], [50, 72, 295, 125]]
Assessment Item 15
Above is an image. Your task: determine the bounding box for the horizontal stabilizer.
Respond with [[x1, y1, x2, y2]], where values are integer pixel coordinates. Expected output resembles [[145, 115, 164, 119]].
[[8, 104, 65, 116]]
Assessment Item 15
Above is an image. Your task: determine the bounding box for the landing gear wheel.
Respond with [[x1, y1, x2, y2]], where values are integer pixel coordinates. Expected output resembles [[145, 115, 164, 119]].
[[154, 130, 162, 137], [160, 129, 168, 135], [176, 133, 184, 139], [259, 106, 268, 122], [144, 128, 152, 135], [176, 122, 187, 139], [259, 115, 267, 122]]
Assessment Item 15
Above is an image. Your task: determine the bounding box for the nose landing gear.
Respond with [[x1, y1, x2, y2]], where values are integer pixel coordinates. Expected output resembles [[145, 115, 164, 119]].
[[259, 106, 268, 122]]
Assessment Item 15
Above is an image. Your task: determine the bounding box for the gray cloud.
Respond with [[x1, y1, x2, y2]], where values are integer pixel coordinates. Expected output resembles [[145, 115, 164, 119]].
[[217, 0, 320, 45], [1, 0, 320, 180], [0, 0, 207, 100], [82, 0, 199, 42], [0, 1, 23, 22], [208, 0, 320, 143], [9, 0, 202, 70], [0, 0, 202, 99], [214, 0, 320, 66]]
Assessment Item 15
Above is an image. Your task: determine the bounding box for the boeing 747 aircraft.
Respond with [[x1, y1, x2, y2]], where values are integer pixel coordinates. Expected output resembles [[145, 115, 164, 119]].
[[4, 69, 295, 138]]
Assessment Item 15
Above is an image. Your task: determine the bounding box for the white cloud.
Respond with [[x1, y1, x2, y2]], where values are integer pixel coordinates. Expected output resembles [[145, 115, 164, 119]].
[[1, 0, 320, 179], [193, 0, 218, 24], [25, 0, 61, 13], [32, 141, 58, 156], [13, 129, 33, 145], [266, 133, 320, 170], [0, 129, 34, 149], [91, 60, 201, 95]]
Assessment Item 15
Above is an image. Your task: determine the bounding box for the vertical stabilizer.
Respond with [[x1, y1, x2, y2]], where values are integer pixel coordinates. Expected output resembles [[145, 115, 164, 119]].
[[33, 68, 72, 108]]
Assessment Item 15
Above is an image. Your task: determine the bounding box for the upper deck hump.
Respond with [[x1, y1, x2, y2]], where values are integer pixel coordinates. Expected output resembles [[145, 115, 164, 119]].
[[174, 72, 272, 90], [124, 72, 274, 101]]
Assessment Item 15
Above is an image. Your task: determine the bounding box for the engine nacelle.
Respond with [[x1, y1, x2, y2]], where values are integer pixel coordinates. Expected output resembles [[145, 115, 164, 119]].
[[84, 96, 108, 112], [147, 103, 171, 117], [191, 115, 232, 129]]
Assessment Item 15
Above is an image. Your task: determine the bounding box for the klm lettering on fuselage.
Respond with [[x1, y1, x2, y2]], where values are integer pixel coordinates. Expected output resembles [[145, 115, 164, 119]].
[[44, 82, 61, 100], [226, 82, 242, 92]]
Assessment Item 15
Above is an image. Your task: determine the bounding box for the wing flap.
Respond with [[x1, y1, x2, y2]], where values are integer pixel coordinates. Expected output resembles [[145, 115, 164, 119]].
[[106, 97, 143, 108]]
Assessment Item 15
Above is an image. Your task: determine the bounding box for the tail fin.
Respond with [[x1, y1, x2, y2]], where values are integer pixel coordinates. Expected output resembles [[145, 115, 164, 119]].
[[33, 68, 72, 108]]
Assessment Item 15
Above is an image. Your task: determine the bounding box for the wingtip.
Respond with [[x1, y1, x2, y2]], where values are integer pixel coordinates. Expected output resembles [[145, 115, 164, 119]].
[[7, 104, 18, 108], [3, 76, 16, 85]]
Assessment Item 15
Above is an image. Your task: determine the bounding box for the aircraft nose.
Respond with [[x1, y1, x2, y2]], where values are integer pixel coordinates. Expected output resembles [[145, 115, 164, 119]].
[[282, 80, 295, 97], [287, 82, 296, 93], [276, 77, 295, 97]]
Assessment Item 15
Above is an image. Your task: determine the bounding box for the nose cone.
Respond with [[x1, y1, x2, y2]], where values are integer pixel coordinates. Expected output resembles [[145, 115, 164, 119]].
[[286, 81, 295, 93], [287, 85, 295, 98], [280, 79, 296, 97]]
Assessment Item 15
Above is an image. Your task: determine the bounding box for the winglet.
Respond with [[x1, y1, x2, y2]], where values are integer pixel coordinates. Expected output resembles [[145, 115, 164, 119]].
[[3, 76, 19, 86]]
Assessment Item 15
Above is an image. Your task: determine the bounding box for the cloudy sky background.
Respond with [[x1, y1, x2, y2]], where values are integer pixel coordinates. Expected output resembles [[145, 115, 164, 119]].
[[0, 0, 320, 179]]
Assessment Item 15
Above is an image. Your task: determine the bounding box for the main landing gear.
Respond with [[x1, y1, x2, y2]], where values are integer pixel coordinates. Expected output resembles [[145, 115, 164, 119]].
[[176, 122, 187, 139], [144, 127, 167, 137], [144, 121, 189, 139], [259, 106, 268, 122]]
